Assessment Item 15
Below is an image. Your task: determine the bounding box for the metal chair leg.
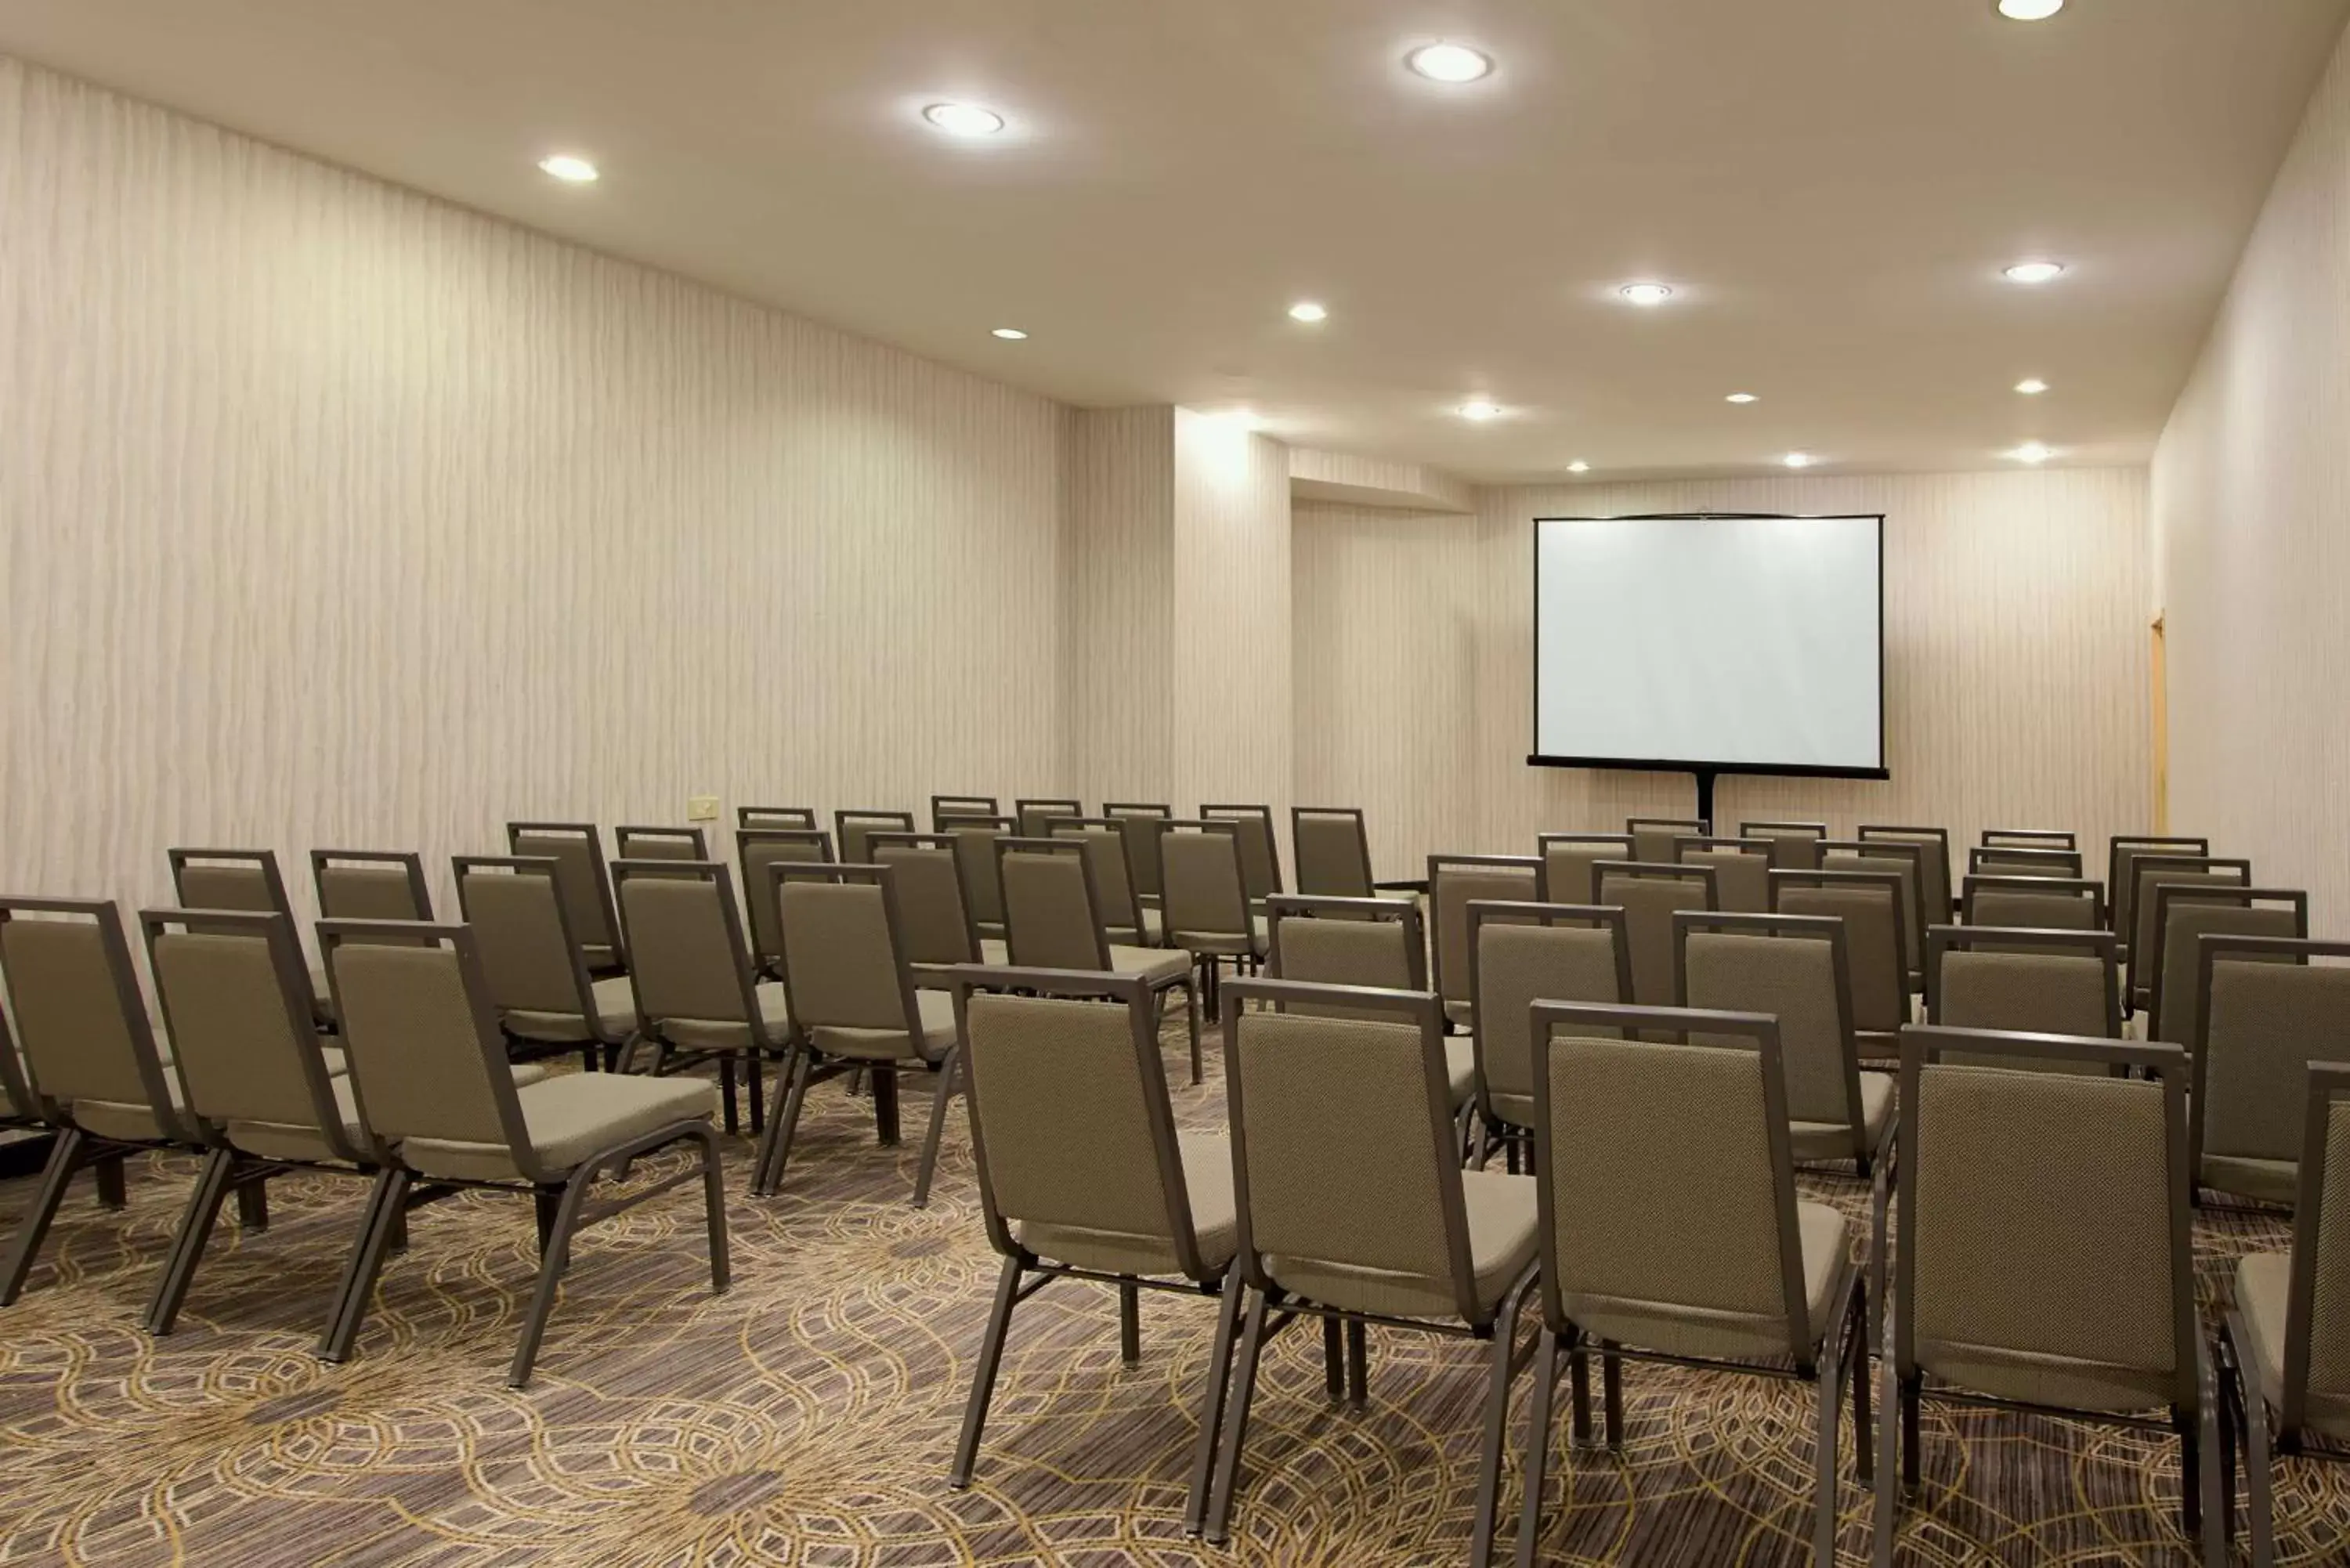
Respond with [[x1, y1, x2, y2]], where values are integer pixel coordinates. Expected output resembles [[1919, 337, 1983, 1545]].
[[912, 1046, 960, 1208], [1569, 1340, 1593, 1447], [1851, 1284, 1875, 1487], [1119, 1281, 1143, 1365], [718, 1055, 739, 1136], [753, 1043, 815, 1197], [1470, 1276, 1535, 1567], [1184, 1267, 1246, 1537], [697, 1127, 731, 1295], [1345, 1317, 1368, 1407], [1871, 1360, 1901, 1568], [1515, 1326, 1564, 1568], [1186, 980, 1202, 1086], [1322, 1315, 1345, 1400], [1602, 1340, 1625, 1450], [1812, 1324, 1846, 1566], [950, 1255, 1025, 1488], [1206, 1285, 1274, 1544], [0, 1127, 88, 1306], [509, 1167, 596, 1387], [92, 1151, 128, 1211], [146, 1146, 237, 1335], [2225, 1313, 2273, 1568], [233, 1172, 269, 1232], [319, 1166, 408, 1363]]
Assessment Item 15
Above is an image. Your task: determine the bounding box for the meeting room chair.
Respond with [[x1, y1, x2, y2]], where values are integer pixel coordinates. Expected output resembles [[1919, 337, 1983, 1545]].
[[930, 794, 999, 829], [316, 920, 726, 1385], [1049, 816, 1163, 946], [1203, 804, 1285, 909], [2146, 884, 2305, 1048], [758, 863, 965, 1202], [1859, 824, 1954, 923], [939, 813, 1014, 941], [737, 805, 817, 831], [1773, 868, 1911, 1053], [996, 836, 1199, 1083], [1104, 801, 1173, 909], [0, 897, 199, 1306], [1674, 834, 1773, 913], [169, 846, 332, 1019], [1291, 807, 1377, 899], [612, 859, 790, 1136], [1205, 978, 1539, 1562], [1430, 853, 1542, 1028], [834, 808, 916, 865], [2110, 834, 2211, 961], [1014, 797, 1083, 837], [943, 969, 1240, 1534], [1981, 827, 2077, 851], [454, 855, 640, 1071], [2218, 1061, 2350, 1567], [1627, 815, 1708, 865], [508, 822, 627, 976], [2190, 934, 2350, 1209], [1742, 821, 1829, 870], [736, 827, 836, 977], [1159, 819, 1264, 1020], [2128, 855, 2254, 1015], [1960, 873, 2106, 935], [1535, 832, 1636, 905], [1519, 999, 1871, 1568], [1874, 1026, 2219, 1567], [310, 849, 435, 924], [869, 831, 998, 978], [1594, 860, 1717, 1010], [1968, 844, 2086, 880], [1924, 925, 2122, 1064], [1469, 901, 1631, 1169], [614, 824, 708, 866], [1824, 839, 1927, 988], [1267, 894, 1475, 1135]]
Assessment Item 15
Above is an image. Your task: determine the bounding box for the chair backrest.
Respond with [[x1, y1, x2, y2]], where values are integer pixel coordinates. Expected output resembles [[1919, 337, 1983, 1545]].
[[1859, 825, 1953, 928], [612, 861, 772, 1042], [1770, 868, 1910, 1035], [1674, 836, 1773, 913], [1429, 854, 1542, 1010], [506, 822, 622, 959], [1473, 904, 1632, 1122], [775, 865, 923, 1049], [1676, 911, 1865, 1141], [320, 922, 543, 1180], [0, 897, 187, 1140], [1594, 861, 1716, 1008], [2108, 835, 2211, 950], [310, 850, 434, 925], [1266, 896, 1426, 1016], [1926, 926, 2122, 1048], [1049, 818, 1148, 938], [1741, 821, 1828, 871], [997, 838, 1112, 971], [2148, 885, 2307, 1047], [1223, 979, 1484, 1321], [736, 829, 836, 966], [452, 855, 602, 1021], [834, 809, 917, 866], [1823, 839, 1925, 981], [2276, 1063, 2350, 1439], [868, 832, 980, 965], [168, 847, 294, 919], [940, 813, 1014, 927], [1628, 817, 1708, 865], [1014, 797, 1083, 838], [1896, 1026, 2193, 1412], [2193, 935, 2350, 1193], [142, 909, 360, 1162], [1292, 807, 1374, 898], [1104, 802, 1173, 899], [738, 805, 817, 831], [615, 825, 709, 868], [1159, 820, 1252, 945], [2128, 856, 2253, 1004], [1969, 844, 2085, 880], [1983, 828, 2077, 851], [953, 970, 1212, 1281], [931, 794, 999, 829], [1203, 804, 1284, 905], [1537, 833, 1636, 905], [1961, 874, 2105, 936], [1531, 999, 1814, 1360]]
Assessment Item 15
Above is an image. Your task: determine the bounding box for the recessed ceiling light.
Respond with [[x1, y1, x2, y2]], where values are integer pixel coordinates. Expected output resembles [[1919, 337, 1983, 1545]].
[[1783, 452, 1816, 469], [2009, 441, 2054, 464], [1726, 392, 1758, 404], [924, 102, 1006, 137], [1996, 0, 2065, 20], [1406, 42, 1493, 82], [1619, 282, 1675, 307], [2015, 378, 2050, 395], [1459, 400, 1504, 422], [990, 327, 1028, 340], [537, 154, 598, 183], [1288, 301, 1329, 323], [1567, 461, 1591, 474], [2002, 260, 2066, 284]]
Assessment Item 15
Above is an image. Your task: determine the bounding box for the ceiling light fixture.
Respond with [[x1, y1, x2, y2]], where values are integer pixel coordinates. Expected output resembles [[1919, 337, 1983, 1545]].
[[1567, 461, 1590, 474], [1783, 452, 1816, 469], [1996, 0, 2066, 20], [2015, 377, 2050, 395], [537, 154, 599, 183], [2009, 441, 2054, 464], [1619, 282, 1675, 307], [924, 101, 1006, 137], [1459, 400, 1503, 422], [990, 327, 1028, 340], [2002, 259, 2066, 284], [1288, 301, 1329, 323], [1726, 392, 1758, 404], [1406, 42, 1493, 82]]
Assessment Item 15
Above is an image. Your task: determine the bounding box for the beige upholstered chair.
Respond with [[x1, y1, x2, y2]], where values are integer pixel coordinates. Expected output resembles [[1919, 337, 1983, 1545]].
[[735, 827, 836, 977], [2109, 834, 2211, 963], [1203, 804, 1284, 909], [317, 921, 725, 1385], [1013, 797, 1083, 837], [2146, 885, 2305, 1049], [945, 969, 1241, 1534], [760, 864, 966, 1202], [996, 837, 1200, 1082], [1628, 815, 1708, 865], [614, 825, 708, 868], [1469, 902, 1630, 1165], [868, 831, 999, 978], [1675, 835, 1773, 913], [507, 823, 627, 975], [454, 855, 641, 1071], [1430, 854, 1542, 1028], [1104, 801, 1173, 908], [1159, 819, 1264, 1018], [1925, 927, 2122, 1081], [1535, 832, 1635, 906], [929, 794, 998, 829], [1773, 868, 1911, 1053], [1594, 860, 1717, 1010], [737, 805, 817, 831], [1875, 1026, 2217, 1566], [1983, 828, 2077, 851], [1742, 821, 1828, 871], [613, 859, 790, 1136], [0, 898, 197, 1306], [1969, 844, 2085, 880], [2191, 935, 2350, 1208], [1207, 978, 1539, 1561], [1292, 807, 1376, 899], [1520, 999, 1871, 1568], [1049, 816, 1163, 945], [833, 808, 916, 865], [2218, 1062, 2350, 1566], [311, 849, 434, 923], [1859, 825, 1953, 927], [1265, 894, 1473, 1129], [169, 846, 333, 1017], [1824, 839, 1927, 988], [1960, 873, 2105, 936], [2128, 855, 2253, 1013], [939, 813, 1014, 940]]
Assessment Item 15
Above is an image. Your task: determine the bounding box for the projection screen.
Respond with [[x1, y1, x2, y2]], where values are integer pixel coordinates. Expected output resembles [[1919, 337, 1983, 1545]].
[[1530, 513, 1886, 778]]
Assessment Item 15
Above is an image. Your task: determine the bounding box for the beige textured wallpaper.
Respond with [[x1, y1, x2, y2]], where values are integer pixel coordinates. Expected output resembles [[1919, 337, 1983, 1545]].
[[1293, 470, 2156, 878], [2153, 23, 2350, 930], [1171, 412, 1292, 821], [1, 58, 1074, 926]]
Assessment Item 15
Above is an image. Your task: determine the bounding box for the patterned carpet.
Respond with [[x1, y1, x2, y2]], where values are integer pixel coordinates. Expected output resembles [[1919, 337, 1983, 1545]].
[[1, 1031, 2345, 1567]]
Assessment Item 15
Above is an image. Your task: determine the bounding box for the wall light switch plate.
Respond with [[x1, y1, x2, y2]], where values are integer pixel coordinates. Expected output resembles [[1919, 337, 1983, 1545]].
[[687, 794, 721, 822]]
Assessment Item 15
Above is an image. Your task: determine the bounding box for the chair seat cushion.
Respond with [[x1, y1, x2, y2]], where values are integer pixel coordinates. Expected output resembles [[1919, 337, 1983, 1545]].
[[812, 989, 960, 1064], [1267, 1169, 1537, 1324], [1565, 1201, 1849, 1364], [1790, 1071, 1894, 1164], [401, 1073, 718, 1183], [504, 975, 639, 1044], [1176, 916, 1267, 959], [2204, 1154, 2300, 1206], [660, 981, 791, 1050], [2235, 1252, 2350, 1440], [73, 1068, 194, 1144], [1108, 945, 1191, 987], [1017, 1130, 1236, 1281]]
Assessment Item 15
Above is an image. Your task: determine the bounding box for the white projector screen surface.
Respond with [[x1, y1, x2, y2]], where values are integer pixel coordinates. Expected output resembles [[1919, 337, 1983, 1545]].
[[1532, 514, 1885, 775]]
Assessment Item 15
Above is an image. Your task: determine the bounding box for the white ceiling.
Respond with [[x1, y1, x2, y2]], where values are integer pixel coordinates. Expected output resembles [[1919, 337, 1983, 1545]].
[[5, 0, 2345, 481]]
